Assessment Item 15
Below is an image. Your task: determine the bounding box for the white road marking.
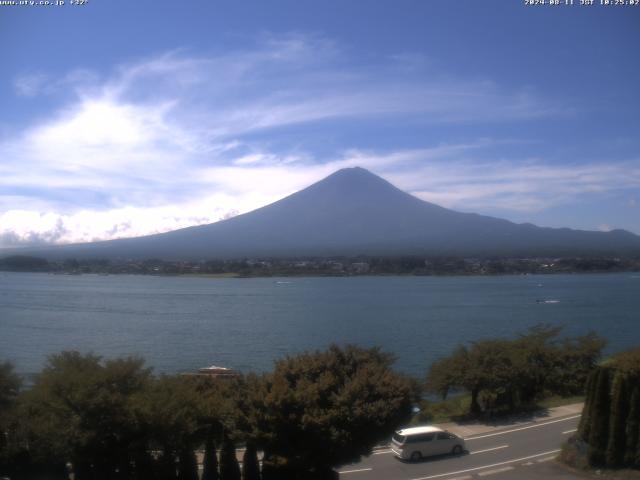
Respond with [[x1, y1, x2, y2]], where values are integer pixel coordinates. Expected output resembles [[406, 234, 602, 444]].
[[409, 449, 561, 480], [477, 466, 514, 476], [521, 461, 535, 466], [464, 415, 581, 440], [562, 428, 577, 434], [447, 476, 472, 480], [536, 456, 556, 463], [338, 467, 373, 474], [372, 449, 392, 455], [470, 445, 509, 455]]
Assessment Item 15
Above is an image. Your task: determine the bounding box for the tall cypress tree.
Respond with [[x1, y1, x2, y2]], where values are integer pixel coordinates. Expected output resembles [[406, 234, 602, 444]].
[[636, 429, 640, 469], [73, 460, 94, 480], [132, 448, 156, 480], [220, 435, 241, 480], [625, 386, 640, 467], [587, 367, 611, 466], [578, 369, 597, 441], [242, 442, 260, 480], [605, 374, 629, 467], [202, 433, 220, 480], [178, 449, 199, 480], [158, 451, 177, 480]]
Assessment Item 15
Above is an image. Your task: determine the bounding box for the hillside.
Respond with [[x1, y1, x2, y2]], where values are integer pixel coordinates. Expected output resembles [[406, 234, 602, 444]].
[[3, 167, 640, 260]]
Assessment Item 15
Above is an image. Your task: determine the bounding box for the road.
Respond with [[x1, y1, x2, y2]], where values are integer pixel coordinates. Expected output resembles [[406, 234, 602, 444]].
[[338, 413, 582, 480]]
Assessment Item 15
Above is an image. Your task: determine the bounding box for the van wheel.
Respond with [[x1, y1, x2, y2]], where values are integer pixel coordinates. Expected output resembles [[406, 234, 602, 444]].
[[410, 451, 422, 462], [452, 445, 463, 455]]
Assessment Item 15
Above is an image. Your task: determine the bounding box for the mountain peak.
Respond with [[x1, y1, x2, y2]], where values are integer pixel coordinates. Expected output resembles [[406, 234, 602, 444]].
[[6, 167, 640, 260], [331, 166, 374, 176], [324, 166, 383, 183], [308, 166, 401, 198]]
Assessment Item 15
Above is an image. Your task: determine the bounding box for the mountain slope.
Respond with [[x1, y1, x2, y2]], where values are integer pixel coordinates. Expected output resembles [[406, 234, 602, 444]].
[[5, 167, 640, 259]]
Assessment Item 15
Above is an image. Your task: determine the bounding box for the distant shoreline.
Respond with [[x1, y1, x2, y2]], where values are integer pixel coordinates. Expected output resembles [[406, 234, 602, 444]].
[[2, 269, 640, 280], [1, 254, 639, 278]]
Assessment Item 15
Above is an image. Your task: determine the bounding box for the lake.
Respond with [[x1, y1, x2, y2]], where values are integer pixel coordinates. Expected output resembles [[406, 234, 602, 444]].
[[1, 272, 639, 379]]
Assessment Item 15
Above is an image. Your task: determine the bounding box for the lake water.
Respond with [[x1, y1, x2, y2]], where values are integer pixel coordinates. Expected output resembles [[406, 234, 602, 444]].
[[1, 272, 639, 379]]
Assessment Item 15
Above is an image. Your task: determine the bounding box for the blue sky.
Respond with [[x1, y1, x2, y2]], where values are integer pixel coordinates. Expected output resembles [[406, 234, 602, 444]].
[[1, 0, 639, 247]]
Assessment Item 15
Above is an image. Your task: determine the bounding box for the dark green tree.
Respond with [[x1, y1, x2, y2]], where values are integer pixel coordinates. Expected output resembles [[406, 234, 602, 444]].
[[0, 362, 22, 478], [258, 344, 417, 478], [178, 449, 199, 480], [578, 369, 598, 442], [613, 348, 640, 468], [427, 339, 525, 414], [552, 332, 606, 396], [220, 434, 241, 480], [132, 447, 156, 480], [156, 453, 177, 480], [21, 352, 152, 480], [606, 374, 630, 466], [242, 442, 260, 480], [574, 347, 640, 469], [587, 367, 611, 466], [202, 433, 220, 480], [0, 361, 20, 412], [426, 346, 468, 399], [624, 386, 640, 467], [136, 375, 202, 480], [611, 347, 640, 377], [512, 325, 563, 404], [427, 326, 604, 416]]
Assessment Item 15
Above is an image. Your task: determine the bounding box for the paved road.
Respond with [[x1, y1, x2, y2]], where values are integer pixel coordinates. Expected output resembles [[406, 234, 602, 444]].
[[338, 413, 582, 480]]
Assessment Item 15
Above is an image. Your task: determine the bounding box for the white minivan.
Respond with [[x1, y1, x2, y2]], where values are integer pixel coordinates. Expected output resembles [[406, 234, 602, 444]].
[[390, 425, 466, 461]]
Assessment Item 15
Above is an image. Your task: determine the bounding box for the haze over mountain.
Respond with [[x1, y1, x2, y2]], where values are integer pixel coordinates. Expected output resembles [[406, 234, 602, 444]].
[[5, 167, 640, 260]]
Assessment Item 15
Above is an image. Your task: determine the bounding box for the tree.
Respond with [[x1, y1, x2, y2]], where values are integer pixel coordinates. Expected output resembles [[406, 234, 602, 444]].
[[21, 351, 152, 480], [426, 346, 468, 400], [574, 347, 640, 469], [0, 362, 22, 477], [587, 368, 611, 466], [0, 361, 20, 413], [178, 449, 199, 480], [242, 442, 260, 480], [553, 332, 606, 396], [513, 325, 563, 402], [427, 338, 527, 414], [578, 369, 597, 442], [605, 373, 629, 466], [426, 326, 605, 416], [193, 375, 245, 480], [612, 347, 640, 377], [219, 434, 241, 480], [201, 433, 220, 480], [257, 345, 417, 478], [136, 375, 203, 480], [625, 386, 640, 467]]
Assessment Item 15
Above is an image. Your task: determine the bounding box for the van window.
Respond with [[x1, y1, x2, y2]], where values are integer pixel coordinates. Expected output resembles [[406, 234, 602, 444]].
[[393, 433, 406, 444], [436, 432, 451, 440], [408, 433, 434, 443]]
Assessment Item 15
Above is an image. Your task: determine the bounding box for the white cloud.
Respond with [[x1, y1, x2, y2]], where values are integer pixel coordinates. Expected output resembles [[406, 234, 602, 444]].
[[13, 73, 49, 97], [13, 69, 100, 98], [381, 155, 640, 212]]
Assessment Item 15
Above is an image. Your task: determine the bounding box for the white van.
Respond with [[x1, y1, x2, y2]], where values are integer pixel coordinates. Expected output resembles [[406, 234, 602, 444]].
[[390, 425, 466, 461]]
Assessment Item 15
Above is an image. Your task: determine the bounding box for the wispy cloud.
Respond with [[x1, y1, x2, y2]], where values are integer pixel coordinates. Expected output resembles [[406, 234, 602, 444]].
[[1, 33, 635, 247]]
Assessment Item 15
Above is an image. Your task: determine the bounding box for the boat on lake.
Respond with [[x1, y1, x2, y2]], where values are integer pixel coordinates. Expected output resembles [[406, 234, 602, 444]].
[[182, 365, 240, 378]]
